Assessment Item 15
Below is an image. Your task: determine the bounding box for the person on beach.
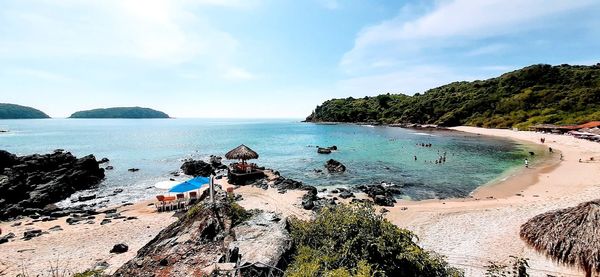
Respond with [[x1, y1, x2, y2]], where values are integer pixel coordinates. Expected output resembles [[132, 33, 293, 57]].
[[549, 147, 553, 153], [525, 158, 529, 168]]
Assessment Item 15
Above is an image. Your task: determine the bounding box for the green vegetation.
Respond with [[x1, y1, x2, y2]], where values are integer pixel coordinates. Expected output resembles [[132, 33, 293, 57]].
[[225, 195, 252, 226], [0, 103, 50, 119], [285, 204, 463, 277], [69, 107, 169, 118], [306, 64, 600, 129]]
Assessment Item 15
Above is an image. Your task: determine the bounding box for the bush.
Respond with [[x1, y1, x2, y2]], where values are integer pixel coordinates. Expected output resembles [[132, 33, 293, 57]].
[[285, 204, 463, 277]]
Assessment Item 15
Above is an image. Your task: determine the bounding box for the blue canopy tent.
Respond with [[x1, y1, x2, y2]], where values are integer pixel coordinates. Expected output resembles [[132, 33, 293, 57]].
[[169, 176, 210, 193]]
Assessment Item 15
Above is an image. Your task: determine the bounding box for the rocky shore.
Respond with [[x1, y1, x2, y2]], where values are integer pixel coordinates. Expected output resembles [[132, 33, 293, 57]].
[[0, 150, 105, 220], [114, 188, 291, 277]]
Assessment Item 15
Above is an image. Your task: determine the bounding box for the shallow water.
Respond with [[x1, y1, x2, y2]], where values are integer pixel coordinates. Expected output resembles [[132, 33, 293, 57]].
[[0, 119, 539, 206]]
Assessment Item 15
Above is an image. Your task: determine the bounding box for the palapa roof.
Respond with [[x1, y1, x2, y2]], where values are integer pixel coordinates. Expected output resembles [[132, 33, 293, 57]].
[[225, 144, 259, 160], [520, 199, 600, 275]]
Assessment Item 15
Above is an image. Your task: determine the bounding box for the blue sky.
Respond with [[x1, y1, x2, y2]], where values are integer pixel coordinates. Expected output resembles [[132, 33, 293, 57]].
[[1, 0, 599, 118]]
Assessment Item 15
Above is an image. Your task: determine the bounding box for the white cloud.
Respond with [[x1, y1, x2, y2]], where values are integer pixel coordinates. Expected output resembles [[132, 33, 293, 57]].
[[0, 0, 244, 65], [222, 66, 256, 81], [316, 0, 339, 10], [342, 0, 599, 73]]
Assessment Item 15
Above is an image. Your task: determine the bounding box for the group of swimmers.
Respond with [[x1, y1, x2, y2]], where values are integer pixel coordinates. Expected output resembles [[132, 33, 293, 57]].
[[417, 143, 433, 147]]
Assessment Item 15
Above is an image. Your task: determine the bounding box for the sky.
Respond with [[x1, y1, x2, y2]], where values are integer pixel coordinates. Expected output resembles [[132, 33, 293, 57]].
[[0, 0, 599, 118]]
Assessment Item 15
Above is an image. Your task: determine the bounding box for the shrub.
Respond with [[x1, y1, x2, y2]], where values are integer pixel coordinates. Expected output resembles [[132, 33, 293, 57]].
[[286, 204, 463, 277]]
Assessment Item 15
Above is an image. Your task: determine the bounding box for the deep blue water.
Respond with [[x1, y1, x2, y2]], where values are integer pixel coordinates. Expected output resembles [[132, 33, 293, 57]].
[[0, 119, 535, 206]]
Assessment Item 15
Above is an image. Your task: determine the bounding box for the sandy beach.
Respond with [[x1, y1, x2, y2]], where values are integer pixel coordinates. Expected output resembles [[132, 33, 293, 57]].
[[384, 127, 600, 276], [1, 127, 599, 276]]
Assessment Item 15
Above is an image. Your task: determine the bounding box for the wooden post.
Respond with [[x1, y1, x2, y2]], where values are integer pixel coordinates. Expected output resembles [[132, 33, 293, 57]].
[[209, 175, 215, 204]]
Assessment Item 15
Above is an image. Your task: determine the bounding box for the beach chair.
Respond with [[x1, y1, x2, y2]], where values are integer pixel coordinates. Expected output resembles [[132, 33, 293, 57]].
[[155, 195, 166, 212], [189, 191, 198, 205], [163, 196, 177, 211], [176, 193, 186, 210]]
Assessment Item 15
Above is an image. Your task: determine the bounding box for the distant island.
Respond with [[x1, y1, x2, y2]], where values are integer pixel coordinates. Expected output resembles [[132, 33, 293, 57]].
[[306, 64, 600, 129], [69, 107, 170, 119], [0, 103, 50, 119]]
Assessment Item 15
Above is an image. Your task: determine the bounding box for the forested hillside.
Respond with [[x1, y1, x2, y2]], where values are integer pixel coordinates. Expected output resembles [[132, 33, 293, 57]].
[[306, 64, 600, 129], [0, 103, 50, 119]]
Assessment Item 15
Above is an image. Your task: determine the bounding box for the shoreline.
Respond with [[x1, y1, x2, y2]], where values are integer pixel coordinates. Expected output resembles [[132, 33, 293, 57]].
[[2, 126, 599, 276], [384, 126, 600, 276]]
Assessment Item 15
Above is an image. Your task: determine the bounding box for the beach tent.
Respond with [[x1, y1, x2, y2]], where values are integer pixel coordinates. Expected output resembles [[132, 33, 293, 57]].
[[169, 176, 210, 193], [154, 180, 179, 190], [520, 199, 600, 277]]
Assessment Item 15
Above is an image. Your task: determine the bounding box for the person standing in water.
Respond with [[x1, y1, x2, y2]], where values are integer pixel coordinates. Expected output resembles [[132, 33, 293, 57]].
[[525, 158, 529, 168]]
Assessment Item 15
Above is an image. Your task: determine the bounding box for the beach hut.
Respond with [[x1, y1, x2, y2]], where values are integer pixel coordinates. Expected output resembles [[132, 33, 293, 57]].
[[520, 199, 600, 277], [225, 144, 259, 162], [225, 144, 264, 184]]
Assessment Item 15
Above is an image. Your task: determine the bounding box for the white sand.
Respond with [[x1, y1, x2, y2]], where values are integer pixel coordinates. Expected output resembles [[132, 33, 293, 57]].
[[385, 127, 600, 276], [0, 201, 177, 276]]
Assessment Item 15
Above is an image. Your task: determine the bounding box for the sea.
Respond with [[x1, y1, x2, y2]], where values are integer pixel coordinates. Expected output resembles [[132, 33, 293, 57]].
[[0, 119, 542, 207]]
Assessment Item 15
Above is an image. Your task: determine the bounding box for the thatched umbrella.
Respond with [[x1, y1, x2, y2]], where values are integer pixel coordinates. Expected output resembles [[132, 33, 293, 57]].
[[225, 144, 259, 162], [520, 199, 600, 277]]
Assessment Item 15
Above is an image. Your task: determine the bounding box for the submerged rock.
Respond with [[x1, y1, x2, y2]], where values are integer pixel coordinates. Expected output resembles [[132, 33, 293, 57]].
[[325, 159, 346, 173]]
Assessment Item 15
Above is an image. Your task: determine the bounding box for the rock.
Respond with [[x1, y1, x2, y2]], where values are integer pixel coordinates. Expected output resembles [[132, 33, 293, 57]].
[[272, 177, 304, 193], [110, 243, 129, 254], [126, 216, 138, 220], [113, 188, 292, 277], [105, 166, 114, 170], [180, 159, 214, 176], [66, 217, 83, 225], [113, 188, 123, 194], [317, 147, 332, 154], [98, 158, 110, 164], [48, 225, 63, 231], [23, 229, 42, 239], [339, 191, 355, 199], [94, 261, 110, 271], [227, 212, 292, 276], [78, 194, 97, 202], [11, 222, 21, 227], [101, 219, 112, 225], [374, 195, 395, 207], [325, 159, 346, 173], [127, 168, 139, 172], [0, 233, 16, 244], [0, 150, 105, 220]]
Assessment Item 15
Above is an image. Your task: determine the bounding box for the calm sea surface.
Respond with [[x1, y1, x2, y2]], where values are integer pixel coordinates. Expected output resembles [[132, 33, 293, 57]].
[[0, 119, 539, 206]]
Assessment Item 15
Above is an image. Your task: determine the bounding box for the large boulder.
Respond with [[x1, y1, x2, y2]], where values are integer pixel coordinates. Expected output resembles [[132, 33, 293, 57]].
[[325, 159, 346, 173], [180, 159, 215, 176], [114, 189, 292, 277], [0, 150, 105, 220], [356, 184, 402, 207]]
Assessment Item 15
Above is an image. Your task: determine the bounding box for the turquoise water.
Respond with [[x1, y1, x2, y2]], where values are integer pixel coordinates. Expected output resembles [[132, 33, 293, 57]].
[[0, 119, 533, 205]]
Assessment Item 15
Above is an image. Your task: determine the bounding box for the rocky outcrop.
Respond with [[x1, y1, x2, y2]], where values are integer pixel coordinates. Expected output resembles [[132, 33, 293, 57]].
[[114, 189, 292, 277], [356, 184, 403, 207], [325, 159, 346, 173], [0, 150, 105, 220], [180, 157, 226, 177]]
